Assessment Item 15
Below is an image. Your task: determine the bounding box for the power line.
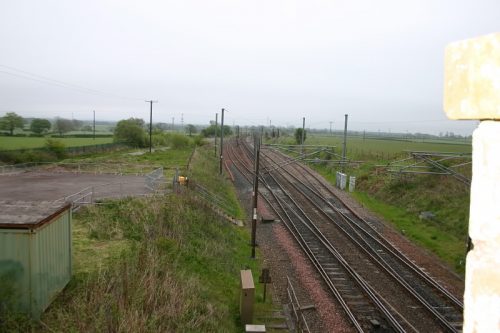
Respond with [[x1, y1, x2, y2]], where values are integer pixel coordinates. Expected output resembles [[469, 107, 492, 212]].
[[0, 64, 144, 101]]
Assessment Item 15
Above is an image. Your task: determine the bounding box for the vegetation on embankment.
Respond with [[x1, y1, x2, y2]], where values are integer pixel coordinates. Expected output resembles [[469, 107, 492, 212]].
[[268, 134, 470, 275], [0, 136, 113, 150], [41, 195, 260, 332], [1, 142, 269, 332]]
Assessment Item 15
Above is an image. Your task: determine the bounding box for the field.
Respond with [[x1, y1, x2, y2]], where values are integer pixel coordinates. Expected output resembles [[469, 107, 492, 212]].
[[294, 134, 471, 160], [0, 137, 113, 150]]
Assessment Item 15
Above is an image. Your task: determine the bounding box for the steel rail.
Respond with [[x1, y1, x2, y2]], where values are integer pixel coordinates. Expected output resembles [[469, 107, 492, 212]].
[[227, 140, 368, 331], [259, 157, 409, 333], [285, 151, 465, 308], [262, 147, 463, 331], [230, 139, 411, 332]]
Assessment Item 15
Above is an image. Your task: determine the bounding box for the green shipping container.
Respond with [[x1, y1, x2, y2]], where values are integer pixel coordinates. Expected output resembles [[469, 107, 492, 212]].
[[0, 201, 72, 319]]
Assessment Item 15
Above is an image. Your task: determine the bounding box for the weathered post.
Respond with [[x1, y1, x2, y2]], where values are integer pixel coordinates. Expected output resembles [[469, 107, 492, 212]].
[[251, 134, 260, 259], [214, 113, 218, 158], [220, 108, 225, 175], [342, 114, 348, 173], [443, 32, 500, 333], [301, 117, 305, 154]]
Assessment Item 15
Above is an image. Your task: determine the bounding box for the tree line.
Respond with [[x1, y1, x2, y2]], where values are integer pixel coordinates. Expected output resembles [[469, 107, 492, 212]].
[[0, 112, 92, 136]]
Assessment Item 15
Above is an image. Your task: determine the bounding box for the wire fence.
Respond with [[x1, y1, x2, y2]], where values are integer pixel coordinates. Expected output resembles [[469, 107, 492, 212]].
[[55, 167, 167, 211], [0, 161, 163, 176]]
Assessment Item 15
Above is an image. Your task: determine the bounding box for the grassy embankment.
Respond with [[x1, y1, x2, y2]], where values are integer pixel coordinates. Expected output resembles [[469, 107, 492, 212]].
[[2, 141, 273, 332], [271, 133, 471, 275], [0, 137, 114, 150]]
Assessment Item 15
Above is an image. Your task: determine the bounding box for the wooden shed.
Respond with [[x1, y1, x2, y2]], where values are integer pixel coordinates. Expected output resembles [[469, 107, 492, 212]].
[[0, 201, 72, 319]]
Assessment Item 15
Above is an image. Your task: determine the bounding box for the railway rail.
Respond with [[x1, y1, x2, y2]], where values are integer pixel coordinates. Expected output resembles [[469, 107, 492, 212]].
[[225, 137, 463, 332]]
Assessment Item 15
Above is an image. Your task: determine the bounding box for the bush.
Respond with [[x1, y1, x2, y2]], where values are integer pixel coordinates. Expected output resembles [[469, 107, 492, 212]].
[[170, 134, 190, 149], [193, 135, 205, 146], [114, 118, 146, 148], [0, 150, 57, 164], [45, 139, 67, 159]]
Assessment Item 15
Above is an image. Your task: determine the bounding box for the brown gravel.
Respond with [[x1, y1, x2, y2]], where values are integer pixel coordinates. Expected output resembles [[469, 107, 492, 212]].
[[328, 184, 465, 299], [273, 223, 352, 332], [228, 139, 465, 331]]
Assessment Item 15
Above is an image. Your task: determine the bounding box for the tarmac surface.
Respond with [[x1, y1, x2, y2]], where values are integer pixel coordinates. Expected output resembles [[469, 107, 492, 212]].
[[0, 171, 149, 202]]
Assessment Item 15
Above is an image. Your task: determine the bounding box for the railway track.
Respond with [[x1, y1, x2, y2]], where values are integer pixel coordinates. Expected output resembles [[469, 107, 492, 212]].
[[261, 146, 464, 330], [225, 138, 463, 332]]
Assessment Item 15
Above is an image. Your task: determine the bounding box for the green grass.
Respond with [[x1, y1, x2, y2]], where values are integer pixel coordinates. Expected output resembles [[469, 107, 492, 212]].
[[352, 191, 466, 273], [0, 137, 113, 150], [63, 145, 194, 180], [188, 144, 245, 219], [271, 134, 471, 161], [1, 140, 273, 332]]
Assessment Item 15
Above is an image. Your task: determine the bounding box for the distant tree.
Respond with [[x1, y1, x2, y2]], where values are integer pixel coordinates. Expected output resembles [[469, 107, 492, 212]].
[[186, 124, 197, 136], [54, 118, 75, 136], [0, 112, 24, 135], [81, 125, 93, 132], [30, 118, 51, 134], [71, 119, 83, 130], [294, 128, 306, 144], [201, 124, 232, 137], [114, 118, 147, 147]]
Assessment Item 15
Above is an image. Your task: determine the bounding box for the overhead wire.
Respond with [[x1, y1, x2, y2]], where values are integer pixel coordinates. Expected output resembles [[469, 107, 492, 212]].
[[0, 64, 144, 102]]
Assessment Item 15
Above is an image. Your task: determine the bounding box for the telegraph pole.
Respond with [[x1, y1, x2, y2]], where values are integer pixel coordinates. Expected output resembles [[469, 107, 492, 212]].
[[251, 133, 260, 259], [219, 108, 225, 175], [214, 113, 218, 157], [342, 114, 348, 172], [301, 117, 305, 154], [329, 121, 333, 136], [93, 110, 95, 140], [145, 100, 158, 153]]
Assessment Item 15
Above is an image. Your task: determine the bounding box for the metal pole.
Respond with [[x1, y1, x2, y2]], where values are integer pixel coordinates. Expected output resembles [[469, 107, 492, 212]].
[[342, 114, 348, 172], [149, 102, 153, 153], [219, 108, 225, 175], [301, 117, 305, 154], [214, 113, 218, 157], [93, 110, 95, 140], [145, 100, 157, 153], [251, 134, 260, 259]]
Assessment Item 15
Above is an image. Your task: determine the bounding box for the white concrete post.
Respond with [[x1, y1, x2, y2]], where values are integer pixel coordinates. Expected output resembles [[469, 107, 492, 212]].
[[444, 32, 500, 333]]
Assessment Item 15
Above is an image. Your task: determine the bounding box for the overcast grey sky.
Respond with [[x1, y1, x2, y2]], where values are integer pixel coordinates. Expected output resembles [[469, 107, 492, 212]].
[[0, 0, 498, 134]]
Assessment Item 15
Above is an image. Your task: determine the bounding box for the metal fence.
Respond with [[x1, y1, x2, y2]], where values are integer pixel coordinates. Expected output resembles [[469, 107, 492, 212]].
[[55, 167, 167, 211], [192, 183, 235, 214], [145, 167, 166, 191], [0, 161, 163, 176]]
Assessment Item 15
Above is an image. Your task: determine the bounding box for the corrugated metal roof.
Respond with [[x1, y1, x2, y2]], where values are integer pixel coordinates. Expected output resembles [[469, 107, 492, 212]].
[[0, 201, 70, 229]]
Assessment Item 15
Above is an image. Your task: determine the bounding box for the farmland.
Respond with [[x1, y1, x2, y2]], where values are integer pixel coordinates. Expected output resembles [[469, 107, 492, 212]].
[[278, 133, 471, 160], [0, 137, 113, 150]]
